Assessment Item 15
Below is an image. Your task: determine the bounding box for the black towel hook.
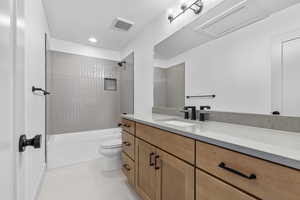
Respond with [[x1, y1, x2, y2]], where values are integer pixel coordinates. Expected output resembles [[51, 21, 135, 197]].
[[32, 86, 50, 96]]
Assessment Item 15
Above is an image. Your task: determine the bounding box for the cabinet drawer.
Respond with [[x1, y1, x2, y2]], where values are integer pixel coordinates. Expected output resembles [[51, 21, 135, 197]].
[[122, 152, 135, 186], [196, 141, 300, 200], [157, 149, 195, 200], [121, 119, 135, 135], [122, 131, 135, 160], [136, 123, 195, 164], [196, 169, 257, 200]]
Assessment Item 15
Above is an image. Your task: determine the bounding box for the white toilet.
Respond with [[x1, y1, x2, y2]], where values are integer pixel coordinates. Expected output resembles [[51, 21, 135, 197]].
[[98, 137, 122, 171]]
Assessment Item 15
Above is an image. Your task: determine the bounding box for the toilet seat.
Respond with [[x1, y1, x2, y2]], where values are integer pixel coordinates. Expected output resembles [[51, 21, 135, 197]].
[[101, 138, 122, 149]]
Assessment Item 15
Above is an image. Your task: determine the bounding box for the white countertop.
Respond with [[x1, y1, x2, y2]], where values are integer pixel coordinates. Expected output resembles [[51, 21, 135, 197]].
[[122, 113, 300, 170]]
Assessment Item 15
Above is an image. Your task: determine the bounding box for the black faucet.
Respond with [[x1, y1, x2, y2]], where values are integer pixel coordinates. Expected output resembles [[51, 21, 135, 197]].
[[182, 106, 197, 120], [199, 106, 211, 121]]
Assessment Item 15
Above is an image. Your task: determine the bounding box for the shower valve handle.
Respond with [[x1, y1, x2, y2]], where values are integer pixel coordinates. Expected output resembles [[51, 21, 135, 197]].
[[32, 86, 50, 96]]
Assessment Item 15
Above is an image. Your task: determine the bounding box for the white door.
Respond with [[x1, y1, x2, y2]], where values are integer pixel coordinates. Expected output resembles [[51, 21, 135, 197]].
[[24, 0, 48, 199], [272, 29, 300, 117], [1, 0, 46, 199], [0, 0, 26, 199], [282, 38, 300, 116]]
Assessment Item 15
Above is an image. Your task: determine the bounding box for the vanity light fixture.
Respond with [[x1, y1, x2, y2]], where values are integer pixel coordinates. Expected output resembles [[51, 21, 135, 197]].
[[88, 37, 97, 43], [168, 0, 204, 23], [180, 0, 188, 10], [167, 9, 174, 22]]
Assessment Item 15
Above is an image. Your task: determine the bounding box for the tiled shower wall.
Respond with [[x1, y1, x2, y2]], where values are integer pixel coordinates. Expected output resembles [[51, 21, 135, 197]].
[[154, 67, 167, 107], [154, 63, 185, 109], [47, 51, 121, 135]]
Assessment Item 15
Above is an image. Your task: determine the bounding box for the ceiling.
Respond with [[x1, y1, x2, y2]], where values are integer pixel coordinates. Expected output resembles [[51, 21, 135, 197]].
[[42, 0, 175, 51], [155, 0, 300, 59]]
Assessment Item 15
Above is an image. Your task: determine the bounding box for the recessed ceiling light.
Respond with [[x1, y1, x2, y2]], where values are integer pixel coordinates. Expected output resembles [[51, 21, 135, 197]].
[[88, 37, 97, 43]]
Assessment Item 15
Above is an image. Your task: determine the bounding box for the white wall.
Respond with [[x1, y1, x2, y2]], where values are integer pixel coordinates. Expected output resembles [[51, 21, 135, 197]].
[[156, 3, 300, 114], [121, 0, 224, 114], [124, 1, 300, 114], [49, 38, 121, 61], [24, 0, 49, 199]]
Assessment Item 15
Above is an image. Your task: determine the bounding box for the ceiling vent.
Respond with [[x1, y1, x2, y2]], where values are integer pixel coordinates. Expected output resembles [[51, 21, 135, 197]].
[[194, 0, 269, 37], [112, 17, 134, 31]]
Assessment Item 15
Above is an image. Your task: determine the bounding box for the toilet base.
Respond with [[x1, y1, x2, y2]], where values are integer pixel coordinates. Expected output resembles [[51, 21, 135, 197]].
[[98, 154, 122, 171]]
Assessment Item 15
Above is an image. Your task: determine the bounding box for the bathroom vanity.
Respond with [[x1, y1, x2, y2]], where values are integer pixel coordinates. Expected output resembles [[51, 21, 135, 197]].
[[120, 114, 300, 200]]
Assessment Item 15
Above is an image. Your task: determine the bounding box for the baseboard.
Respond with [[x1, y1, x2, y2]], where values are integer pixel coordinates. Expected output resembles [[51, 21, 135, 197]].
[[33, 163, 47, 200]]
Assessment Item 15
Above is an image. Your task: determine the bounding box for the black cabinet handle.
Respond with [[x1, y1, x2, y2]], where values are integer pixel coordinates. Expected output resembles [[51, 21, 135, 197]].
[[123, 164, 131, 171], [119, 123, 131, 128], [118, 123, 125, 127], [123, 141, 131, 147], [149, 152, 155, 166], [218, 162, 256, 180], [154, 155, 160, 170]]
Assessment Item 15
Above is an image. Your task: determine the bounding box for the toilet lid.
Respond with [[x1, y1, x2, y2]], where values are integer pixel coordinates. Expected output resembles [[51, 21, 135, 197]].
[[101, 138, 122, 149]]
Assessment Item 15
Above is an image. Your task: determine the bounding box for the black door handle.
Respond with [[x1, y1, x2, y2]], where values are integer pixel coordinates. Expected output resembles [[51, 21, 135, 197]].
[[32, 86, 50, 96], [19, 134, 42, 152], [218, 162, 256, 180]]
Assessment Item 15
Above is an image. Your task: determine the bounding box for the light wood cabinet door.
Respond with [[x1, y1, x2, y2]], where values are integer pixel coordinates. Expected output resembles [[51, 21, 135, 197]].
[[135, 139, 157, 200], [136, 123, 195, 164], [122, 119, 135, 135], [156, 150, 194, 200], [122, 153, 135, 186], [122, 131, 135, 160], [196, 169, 257, 200]]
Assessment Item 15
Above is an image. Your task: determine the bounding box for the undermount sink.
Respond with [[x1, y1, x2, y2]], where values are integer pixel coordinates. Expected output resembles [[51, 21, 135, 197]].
[[162, 120, 196, 127]]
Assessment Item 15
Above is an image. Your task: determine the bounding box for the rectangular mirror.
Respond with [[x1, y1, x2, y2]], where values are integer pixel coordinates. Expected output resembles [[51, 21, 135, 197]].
[[154, 0, 300, 117]]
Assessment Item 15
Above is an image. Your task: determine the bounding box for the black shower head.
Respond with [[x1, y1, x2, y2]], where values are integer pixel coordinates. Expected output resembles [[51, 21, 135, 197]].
[[118, 61, 126, 67]]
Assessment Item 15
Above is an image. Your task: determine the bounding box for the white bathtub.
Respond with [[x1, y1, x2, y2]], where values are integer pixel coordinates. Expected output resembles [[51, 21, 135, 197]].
[[47, 128, 121, 169]]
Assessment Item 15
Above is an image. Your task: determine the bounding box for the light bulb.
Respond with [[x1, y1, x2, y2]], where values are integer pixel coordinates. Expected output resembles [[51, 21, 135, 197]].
[[88, 37, 97, 43], [167, 9, 174, 21], [180, 1, 188, 11]]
